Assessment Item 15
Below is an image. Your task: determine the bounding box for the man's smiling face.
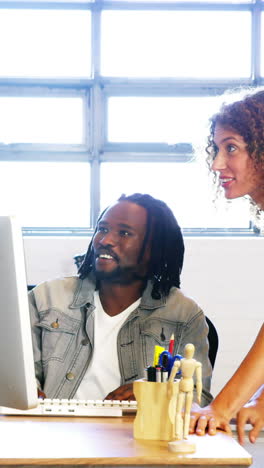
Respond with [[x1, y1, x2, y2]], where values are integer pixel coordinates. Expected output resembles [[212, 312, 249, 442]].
[[92, 200, 150, 283]]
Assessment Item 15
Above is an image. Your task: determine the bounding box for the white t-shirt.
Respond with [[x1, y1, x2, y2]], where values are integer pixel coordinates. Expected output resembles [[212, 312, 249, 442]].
[[75, 291, 141, 400]]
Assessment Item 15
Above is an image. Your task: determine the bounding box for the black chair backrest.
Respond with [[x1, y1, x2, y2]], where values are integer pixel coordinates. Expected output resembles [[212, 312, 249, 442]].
[[205, 316, 219, 369], [74, 253, 85, 270]]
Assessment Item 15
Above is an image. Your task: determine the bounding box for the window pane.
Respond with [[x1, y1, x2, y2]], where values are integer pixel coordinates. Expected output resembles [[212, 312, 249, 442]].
[[110, 0, 250, 2], [0, 97, 84, 144], [9, 0, 93, 3], [101, 162, 250, 229], [0, 162, 90, 227], [101, 10, 251, 78], [0, 10, 91, 78], [107, 96, 222, 144]]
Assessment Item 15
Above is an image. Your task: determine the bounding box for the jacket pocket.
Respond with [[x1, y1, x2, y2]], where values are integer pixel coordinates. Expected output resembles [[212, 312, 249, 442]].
[[36, 309, 80, 363], [140, 319, 184, 367]]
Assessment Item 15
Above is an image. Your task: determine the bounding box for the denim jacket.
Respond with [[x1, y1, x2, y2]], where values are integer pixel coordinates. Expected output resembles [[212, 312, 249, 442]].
[[28, 275, 213, 406]]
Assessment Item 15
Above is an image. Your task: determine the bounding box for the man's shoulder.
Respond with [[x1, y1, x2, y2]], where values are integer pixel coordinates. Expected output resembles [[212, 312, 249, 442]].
[[167, 287, 201, 311], [160, 287, 204, 322], [30, 276, 81, 311], [34, 275, 80, 293]]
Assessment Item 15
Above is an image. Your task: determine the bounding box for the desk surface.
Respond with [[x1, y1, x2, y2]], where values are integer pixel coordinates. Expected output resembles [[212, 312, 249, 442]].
[[0, 415, 252, 467]]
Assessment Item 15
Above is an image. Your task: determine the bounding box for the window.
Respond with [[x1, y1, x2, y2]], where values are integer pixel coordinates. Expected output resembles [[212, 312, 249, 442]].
[[0, 161, 90, 227], [0, 96, 85, 144], [101, 10, 251, 79], [107, 96, 221, 144], [0, 9, 91, 78], [0, 0, 262, 234], [101, 162, 250, 229]]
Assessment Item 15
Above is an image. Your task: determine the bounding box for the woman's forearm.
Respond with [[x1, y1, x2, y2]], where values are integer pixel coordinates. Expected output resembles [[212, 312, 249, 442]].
[[212, 323, 264, 419]]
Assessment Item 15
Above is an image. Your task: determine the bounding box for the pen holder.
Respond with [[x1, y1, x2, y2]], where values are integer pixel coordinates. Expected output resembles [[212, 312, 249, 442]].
[[133, 379, 179, 441]]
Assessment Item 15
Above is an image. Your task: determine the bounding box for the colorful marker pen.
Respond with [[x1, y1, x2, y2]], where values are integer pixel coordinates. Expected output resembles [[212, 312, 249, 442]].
[[168, 333, 175, 354], [156, 366, 161, 382], [147, 366, 156, 382]]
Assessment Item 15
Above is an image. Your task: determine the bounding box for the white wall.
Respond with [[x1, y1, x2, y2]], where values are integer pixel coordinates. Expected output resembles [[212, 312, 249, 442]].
[[182, 237, 264, 396], [23, 235, 264, 398]]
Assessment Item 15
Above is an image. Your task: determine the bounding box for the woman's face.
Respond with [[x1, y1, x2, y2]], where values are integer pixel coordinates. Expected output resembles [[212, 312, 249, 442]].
[[212, 123, 264, 206]]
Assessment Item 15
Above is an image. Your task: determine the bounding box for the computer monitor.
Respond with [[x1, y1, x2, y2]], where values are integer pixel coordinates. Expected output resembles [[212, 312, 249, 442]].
[[0, 215, 38, 409]]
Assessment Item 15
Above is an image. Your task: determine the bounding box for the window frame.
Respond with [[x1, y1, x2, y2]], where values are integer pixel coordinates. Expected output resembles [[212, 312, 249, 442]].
[[0, 0, 263, 236]]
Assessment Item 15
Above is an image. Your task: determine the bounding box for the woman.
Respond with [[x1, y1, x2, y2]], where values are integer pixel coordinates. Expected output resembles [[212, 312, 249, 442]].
[[190, 89, 264, 444]]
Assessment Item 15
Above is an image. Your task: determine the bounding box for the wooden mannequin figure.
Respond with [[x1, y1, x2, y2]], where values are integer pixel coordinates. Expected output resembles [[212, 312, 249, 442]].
[[168, 343, 202, 454]]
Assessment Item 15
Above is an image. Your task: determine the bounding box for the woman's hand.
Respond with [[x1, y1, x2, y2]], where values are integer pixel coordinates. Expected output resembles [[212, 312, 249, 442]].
[[237, 397, 264, 445], [189, 402, 232, 436]]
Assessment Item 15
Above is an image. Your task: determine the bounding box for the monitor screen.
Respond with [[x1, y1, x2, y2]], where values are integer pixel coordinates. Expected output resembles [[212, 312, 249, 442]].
[[0, 216, 38, 409]]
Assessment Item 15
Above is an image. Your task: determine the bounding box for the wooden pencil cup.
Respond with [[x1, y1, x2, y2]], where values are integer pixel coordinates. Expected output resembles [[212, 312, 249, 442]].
[[133, 379, 179, 441]]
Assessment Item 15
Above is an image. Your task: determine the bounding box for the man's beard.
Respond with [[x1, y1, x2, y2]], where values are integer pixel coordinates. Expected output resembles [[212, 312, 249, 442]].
[[92, 262, 146, 284]]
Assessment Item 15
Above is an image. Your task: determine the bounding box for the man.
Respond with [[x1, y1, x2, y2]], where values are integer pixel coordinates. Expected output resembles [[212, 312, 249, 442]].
[[29, 193, 212, 404]]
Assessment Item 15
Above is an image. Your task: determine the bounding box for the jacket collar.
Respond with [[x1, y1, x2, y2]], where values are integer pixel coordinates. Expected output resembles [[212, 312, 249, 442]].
[[139, 280, 166, 310], [69, 274, 167, 311], [69, 275, 96, 309]]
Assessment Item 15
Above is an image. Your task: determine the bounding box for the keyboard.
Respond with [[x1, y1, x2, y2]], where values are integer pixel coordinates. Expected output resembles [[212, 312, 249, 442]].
[[0, 398, 137, 417]]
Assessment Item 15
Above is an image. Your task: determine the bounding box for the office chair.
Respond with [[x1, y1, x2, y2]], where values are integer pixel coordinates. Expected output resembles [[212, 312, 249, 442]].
[[73, 253, 85, 270], [205, 316, 219, 369]]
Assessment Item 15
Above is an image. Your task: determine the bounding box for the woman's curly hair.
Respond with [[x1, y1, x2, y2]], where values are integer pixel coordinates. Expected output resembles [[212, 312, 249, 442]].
[[206, 89, 264, 202]]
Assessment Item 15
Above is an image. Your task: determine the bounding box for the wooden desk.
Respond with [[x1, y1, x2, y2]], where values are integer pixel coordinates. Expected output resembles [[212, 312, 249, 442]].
[[0, 415, 252, 468]]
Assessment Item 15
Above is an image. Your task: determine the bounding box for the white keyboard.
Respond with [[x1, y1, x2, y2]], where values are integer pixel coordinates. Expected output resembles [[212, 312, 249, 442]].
[[0, 398, 137, 417]]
